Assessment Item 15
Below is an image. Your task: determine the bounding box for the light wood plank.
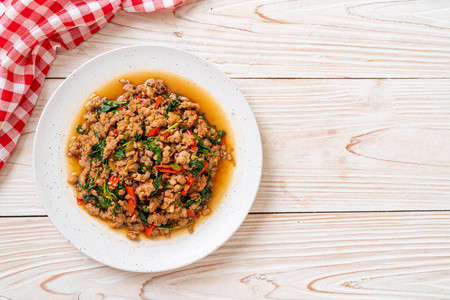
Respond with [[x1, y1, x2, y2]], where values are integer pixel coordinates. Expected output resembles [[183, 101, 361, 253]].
[[2, 78, 450, 215], [1, 213, 450, 299], [48, 0, 450, 79]]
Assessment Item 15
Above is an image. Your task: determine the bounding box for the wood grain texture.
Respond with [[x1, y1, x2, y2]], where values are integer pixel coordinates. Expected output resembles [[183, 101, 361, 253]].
[[1, 213, 450, 299], [1, 78, 450, 215], [47, 0, 450, 79]]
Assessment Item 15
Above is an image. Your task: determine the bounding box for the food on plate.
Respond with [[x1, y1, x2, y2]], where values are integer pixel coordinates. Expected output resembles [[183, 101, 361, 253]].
[[67, 78, 233, 240]]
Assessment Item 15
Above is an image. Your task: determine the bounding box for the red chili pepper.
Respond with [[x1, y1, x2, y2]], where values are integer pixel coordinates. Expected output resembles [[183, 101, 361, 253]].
[[77, 198, 84, 205], [196, 213, 200, 219], [162, 172, 170, 180], [186, 209, 195, 217], [117, 106, 123, 110], [147, 127, 160, 137], [113, 129, 118, 134], [186, 130, 197, 150], [160, 131, 171, 138], [135, 93, 143, 99], [99, 162, 103, 168], [182, 161, 209, 195], [154, 165, 184, 174], [220, 135, 226, 145], [144, 224, 155, 238], [109, 175, 120, 187], [131, 213, 138, 221], [125, 186, 137, 214], [155, 95, 162, 109]]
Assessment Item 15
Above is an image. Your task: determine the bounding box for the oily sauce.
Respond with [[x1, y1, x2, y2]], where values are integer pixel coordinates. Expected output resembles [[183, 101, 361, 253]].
[[67, 70, 235, 239]]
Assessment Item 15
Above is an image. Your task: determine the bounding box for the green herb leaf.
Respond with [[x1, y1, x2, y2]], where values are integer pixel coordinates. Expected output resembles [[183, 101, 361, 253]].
[[164, 184, 174, 191], [76, 125, 86, 134], [112, 202, 121, 215], [156, 225, 175, 229], [97, 99, 128, 114], [165, 99, 181, 118], [145, 142, 162, 158], [157, 221, 195, 230], [137, 163, 147, 175], [188, 158, 205, 177], [207, 130, 226, 145], [150, 173, 162, 196], [135, 122, 146, 141], [170, 163, 181, 171], [138, 209, 150, 225]]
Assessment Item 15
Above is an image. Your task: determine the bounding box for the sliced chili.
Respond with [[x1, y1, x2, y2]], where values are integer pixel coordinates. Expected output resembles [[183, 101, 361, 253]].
[[125, 186, 137, 214], [77, 198, 84, 205], [147, 127, 160, 137], [135, 94, 143, 99], [160, 131, 171, 138], [108, 175, 120, 187], [154, 165, 184, 174], [130, 213, 138, 222], [181, 161, 209, 196], [186, 129, 197, 150], [144, 224, 155, 238], [155, 95, 162, 109], [186, 209, 195, 217]]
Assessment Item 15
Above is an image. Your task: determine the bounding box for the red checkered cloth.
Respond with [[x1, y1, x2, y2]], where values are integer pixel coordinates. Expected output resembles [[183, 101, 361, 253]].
[[0, 0, 183, 170]]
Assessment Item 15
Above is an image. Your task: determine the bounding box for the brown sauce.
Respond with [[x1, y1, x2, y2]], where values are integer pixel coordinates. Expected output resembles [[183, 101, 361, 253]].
[[67, 70, 235, 239]]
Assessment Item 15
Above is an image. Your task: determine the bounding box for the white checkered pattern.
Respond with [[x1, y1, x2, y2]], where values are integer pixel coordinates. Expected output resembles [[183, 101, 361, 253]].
[[0, 0, 183, 170]]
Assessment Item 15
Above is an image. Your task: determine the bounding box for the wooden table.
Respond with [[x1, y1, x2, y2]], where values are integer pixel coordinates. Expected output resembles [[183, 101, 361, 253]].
[[1, 1, 450, 299]]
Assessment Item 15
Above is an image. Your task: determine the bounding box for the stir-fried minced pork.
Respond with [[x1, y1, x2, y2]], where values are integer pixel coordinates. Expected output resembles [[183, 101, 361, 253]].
[[68, 78, 232, 240]]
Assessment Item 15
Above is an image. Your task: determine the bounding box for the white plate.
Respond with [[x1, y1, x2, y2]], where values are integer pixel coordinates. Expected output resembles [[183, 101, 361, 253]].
[[33, 45, 262, 272]]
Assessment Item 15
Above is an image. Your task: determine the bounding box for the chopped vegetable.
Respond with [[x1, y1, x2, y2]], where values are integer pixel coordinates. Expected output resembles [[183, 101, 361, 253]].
[[157, 221, 194, 230], [145, 142, 162, 161], [76, 125, 86, 135], [144, 224, 155, 238], [186, 130, 197, 150], [77, 198, 85, 205], [165, 99, 181, 117], [125, 142, 134, 152], [126, 186, 137, 214], [113, 143, 127, 161], [207, 130, 226, 145], [186, 209, 195, 217], [155, 164, 183, 174], [155, 95, 162, 108], [89, 130, 106, 161], [182, 161, 209, 196], [150, 174, 162, 196], [147, 127, 160, 137], [97, 99, 128, 114], [169, 163, 181, 171], [135, 122, 147, 141], [188, 159, 205, 177], [108, 175, 120, 187]]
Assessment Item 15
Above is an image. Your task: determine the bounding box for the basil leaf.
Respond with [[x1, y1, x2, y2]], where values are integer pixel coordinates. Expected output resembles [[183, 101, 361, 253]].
[[76, 125, 86, 134], [150, 173, 162, 196], [97, 99, 128, 114], [188, 158, 205, 177], [165, 99, 181, 117]]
